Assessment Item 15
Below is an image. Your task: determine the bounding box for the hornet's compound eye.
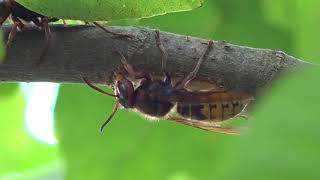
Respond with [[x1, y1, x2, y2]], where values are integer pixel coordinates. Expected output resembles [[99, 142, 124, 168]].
[[116, 79, 134, 108], [117, 82, 128, 99]]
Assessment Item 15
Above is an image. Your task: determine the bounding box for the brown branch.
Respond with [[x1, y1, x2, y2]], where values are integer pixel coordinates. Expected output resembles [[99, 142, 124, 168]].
[[0, 25, 314, 94]]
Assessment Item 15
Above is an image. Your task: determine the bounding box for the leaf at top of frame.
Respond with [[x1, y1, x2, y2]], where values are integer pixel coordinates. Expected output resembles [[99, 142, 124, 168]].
[[16, 0, 204, 21]]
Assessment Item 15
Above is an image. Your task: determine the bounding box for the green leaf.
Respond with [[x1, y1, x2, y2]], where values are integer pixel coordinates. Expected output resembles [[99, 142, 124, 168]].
[[16, 0, 204, 21], [137, 0, 219, 38]]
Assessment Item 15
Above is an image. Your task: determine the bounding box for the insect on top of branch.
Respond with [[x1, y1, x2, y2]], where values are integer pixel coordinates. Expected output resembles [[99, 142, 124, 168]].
[[0, 0, 60, 62], [0, 0, 130, 64]]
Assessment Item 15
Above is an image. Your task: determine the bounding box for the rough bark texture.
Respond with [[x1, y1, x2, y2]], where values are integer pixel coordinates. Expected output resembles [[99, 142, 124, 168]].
[[0, 25, 313, 94]]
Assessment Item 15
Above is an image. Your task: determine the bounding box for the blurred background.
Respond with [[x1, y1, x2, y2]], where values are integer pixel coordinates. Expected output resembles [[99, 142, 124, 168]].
[[1, 0, 320, 179]]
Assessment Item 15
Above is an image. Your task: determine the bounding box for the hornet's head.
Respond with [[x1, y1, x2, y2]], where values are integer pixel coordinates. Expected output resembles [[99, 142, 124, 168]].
[[114, 73, 135, 108]]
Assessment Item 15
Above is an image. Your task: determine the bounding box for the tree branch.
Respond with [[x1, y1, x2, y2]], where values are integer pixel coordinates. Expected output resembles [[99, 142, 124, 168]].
[[0, 25, 314, 94]]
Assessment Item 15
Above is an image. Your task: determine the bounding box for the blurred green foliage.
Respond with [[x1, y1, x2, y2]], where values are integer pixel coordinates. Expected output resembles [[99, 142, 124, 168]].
[[0, 85, 57, 176], [17, 0, 203, 21], [1, 0, 320, 179], [214, 68, 320, 180]]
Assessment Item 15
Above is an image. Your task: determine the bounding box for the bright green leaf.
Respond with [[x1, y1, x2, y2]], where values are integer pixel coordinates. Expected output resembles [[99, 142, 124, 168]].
[[137, 0, 219, 38], [17, 0, 204, 21]]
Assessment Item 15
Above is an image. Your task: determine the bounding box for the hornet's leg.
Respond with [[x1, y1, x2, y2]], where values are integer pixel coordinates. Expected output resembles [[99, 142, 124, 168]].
[[155, 30, 168, 73], [6, 17, 24, 48], [154, 30, 171, 85], [6, 22, 18, 48], [174, 40, 213, 90], [37, 17, 52, 63], [93, 22, 131, 37], [113, 50, 152, 82], [167, 116, 244, 135]]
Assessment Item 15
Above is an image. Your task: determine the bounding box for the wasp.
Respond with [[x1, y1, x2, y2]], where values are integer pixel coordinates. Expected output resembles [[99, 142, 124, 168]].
[[83, 31, 253, 135]]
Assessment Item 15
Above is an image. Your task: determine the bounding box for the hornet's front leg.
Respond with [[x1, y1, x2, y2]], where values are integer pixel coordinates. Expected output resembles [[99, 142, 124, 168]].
[[113, 49, 153, 86]]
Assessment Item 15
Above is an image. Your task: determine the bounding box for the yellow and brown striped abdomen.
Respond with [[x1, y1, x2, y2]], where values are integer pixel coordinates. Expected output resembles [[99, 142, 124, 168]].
[[176, 91, 252, 121]]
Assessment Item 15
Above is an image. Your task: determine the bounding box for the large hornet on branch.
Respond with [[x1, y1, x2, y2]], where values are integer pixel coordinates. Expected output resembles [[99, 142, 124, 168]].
[[83, 30, 253, 135]]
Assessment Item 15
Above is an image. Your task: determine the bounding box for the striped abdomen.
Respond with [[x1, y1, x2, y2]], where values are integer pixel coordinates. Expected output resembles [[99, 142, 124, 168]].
[[176, 92, 252, 121]]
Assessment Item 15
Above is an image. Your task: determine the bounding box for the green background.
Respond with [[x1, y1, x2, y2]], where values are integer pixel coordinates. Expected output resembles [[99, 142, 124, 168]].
[[1, 0, 320, 179]]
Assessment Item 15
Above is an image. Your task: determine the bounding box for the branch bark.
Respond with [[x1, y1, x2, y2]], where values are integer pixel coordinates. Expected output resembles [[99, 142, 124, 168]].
[[0, 25, 314, 94]]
